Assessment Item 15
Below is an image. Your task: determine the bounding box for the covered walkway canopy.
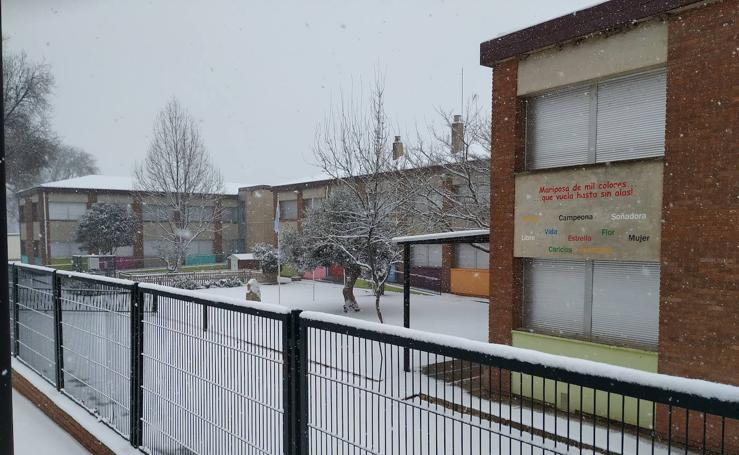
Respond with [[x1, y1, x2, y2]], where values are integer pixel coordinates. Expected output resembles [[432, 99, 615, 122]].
[[392, 229, 490, 370]]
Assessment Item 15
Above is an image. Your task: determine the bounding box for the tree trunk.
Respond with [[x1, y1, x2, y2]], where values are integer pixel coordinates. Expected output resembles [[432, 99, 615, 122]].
[[343, 270, 359, 309], [374, 292, 384, 324]]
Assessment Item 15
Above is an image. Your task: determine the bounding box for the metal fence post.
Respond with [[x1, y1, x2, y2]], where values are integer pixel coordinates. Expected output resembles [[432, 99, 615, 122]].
[[129, 284, 144, 447], [52, 271, 64, 391], [297, 314, 309, 455], [283, 310, 296, 455], [12, 265, 19, 357]]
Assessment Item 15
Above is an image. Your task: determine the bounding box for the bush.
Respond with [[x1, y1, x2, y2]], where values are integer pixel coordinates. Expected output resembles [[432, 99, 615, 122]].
[[171, 277, 244, 290], [252, 243, 280, 274]]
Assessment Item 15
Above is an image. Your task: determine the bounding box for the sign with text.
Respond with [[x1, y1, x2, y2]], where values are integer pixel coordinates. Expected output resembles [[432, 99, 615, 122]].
[[514, 160, 663, 261]]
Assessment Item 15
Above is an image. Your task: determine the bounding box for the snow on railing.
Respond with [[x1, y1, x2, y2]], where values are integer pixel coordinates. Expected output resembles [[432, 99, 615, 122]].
[[138, 282, 291, 314], [301, 311, 739, 404]]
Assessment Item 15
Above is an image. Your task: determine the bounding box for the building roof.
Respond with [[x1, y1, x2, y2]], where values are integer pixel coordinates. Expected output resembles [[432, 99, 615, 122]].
[[392, 229, 490, 245], [480, 0, 704, 67], [24, 174, 250, 195]]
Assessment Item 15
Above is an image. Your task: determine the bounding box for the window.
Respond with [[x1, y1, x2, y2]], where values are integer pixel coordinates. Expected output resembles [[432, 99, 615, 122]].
[[279, 200, 298, 220], [187, 239, 213, 255], [143, 240, 160, 257], [304, 198, 323, 211], [50, 242, 84, 258], [526, 68, 666, 170], [188, 206, 214, 222], [523, 259, 660, 350], [116, 245, 134, 257], [223, 238, 243, 254], [48, 202, 88, 220], [222, 206, 240, 223], [411, 245, 442, 268], [143, 205, 169, 222], [455, 243, 489, 269]]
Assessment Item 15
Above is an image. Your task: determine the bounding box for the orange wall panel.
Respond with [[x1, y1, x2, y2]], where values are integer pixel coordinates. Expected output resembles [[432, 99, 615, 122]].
[[450, 268, 490, 297]]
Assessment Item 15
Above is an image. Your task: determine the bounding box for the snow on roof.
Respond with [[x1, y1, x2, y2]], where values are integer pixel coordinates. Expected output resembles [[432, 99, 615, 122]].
[[392, 229, 490, 244], [229, 253, 256, 260], [490, 0, 609, 39], [36, 174, 250, 195]]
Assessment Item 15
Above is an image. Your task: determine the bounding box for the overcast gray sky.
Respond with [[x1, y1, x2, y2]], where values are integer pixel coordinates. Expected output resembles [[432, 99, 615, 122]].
[[3, 0, 598, 186]]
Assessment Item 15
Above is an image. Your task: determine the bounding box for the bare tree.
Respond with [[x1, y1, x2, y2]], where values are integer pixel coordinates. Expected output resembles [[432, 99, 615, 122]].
[[405, 96, 491, 251], [135, 98, 224, 272], [311, 78, 416, 322], [39, 145, 99, 182], [3, 44, 56, 228]]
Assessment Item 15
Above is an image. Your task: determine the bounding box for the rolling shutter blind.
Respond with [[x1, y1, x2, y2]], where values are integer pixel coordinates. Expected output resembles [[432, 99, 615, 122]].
[[427, 245, 443, 267], [524, 259, 587, 337], [412, 245, 430, 267], [455, 244, 477, 269], [412, 245, 443, 268], [591, 261, 660, 349], [595, 69, 666, 162], [455, 244, 488, 269], [526, 86, 592, 170]]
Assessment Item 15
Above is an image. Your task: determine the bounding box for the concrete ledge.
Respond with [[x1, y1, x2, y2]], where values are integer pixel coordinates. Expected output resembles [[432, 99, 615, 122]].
[[11, 360, 139, 454], [12, 366, 120, 455]]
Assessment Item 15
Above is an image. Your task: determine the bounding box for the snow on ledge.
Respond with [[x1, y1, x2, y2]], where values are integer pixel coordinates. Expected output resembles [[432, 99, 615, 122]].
[[12, 360, 140, 455], [392, 229, 489, 244], [56, 270, 135, 287], [138, 282, 291, 314], [15, 263, 56, 273], [300, 311, 739, 404]]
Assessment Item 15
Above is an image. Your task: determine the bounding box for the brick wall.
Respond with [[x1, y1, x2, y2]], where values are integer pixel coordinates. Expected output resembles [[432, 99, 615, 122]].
[[488, 58, 526, 344], [659, 0, 739, 386]]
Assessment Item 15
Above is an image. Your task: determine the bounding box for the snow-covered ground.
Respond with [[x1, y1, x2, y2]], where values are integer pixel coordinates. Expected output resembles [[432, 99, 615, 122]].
[[198, 279, 490, 341], [13, 390, 88, 454]]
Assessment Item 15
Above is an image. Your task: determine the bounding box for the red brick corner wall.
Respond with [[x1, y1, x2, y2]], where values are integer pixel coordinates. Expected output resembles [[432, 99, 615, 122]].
[[659, 0, 739, 385], [488, 58, 526, 345]]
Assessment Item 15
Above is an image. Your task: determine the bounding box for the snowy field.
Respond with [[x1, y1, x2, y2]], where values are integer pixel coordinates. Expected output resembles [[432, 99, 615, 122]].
[[198, 279, 490, 341]]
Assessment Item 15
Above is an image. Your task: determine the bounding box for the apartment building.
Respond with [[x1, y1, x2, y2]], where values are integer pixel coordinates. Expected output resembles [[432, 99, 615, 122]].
[[17, 175, 244, 268]]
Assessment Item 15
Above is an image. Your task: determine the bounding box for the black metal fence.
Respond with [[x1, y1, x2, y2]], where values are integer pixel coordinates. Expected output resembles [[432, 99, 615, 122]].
[[8, 263, 739, 454]]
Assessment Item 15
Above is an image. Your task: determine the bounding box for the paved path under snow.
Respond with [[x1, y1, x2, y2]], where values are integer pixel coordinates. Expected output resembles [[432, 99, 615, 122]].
[[13, 390, 89, 454]]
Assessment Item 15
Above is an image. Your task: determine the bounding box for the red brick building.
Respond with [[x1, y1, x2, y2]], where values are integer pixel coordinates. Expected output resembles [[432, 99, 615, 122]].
[[481, 0, 737, 391]]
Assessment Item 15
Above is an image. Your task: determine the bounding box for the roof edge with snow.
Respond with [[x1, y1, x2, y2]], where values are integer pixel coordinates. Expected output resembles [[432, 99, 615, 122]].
[[392, 229, 489, 245]]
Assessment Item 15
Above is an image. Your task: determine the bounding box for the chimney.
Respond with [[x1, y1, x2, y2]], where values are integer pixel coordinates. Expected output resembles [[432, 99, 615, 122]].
[[392, 136, 404, 160], [451, 114, 464, 153]]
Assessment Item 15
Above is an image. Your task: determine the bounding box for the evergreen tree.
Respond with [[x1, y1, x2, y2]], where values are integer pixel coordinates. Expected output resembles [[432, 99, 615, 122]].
[[75, 203, 136, 255]]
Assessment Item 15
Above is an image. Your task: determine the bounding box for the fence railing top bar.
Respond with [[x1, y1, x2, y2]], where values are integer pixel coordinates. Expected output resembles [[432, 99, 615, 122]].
[[119, 270, 246, 278], [14, 262, 56, 273], [300, 311, 739, 417], [139, 282, 291, 316], [56, 270, 136, 288]]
